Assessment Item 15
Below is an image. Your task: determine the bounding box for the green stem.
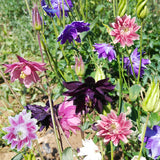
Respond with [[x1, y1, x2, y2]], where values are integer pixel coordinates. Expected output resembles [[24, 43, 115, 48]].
[[113, 0, 116, 17], [24, 0, 31, 17], [48, 88, 62, 159], [51, 19, 75, 80], [0, 69, 24, 109], [138, 112, 150, 160], [137, 21, 143, 84], [35, 140, 44, 160], [37, 31, 44, 63], [110, 141, 114, 160], [120, 141, 128, 160], [62, 0, 65, 28], [117, 54, 122, 115], [100, 140, 105, 160]]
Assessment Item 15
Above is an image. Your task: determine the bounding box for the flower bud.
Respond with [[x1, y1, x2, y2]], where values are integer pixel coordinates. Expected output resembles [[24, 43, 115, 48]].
[[32, 4, 42, 31], [75, 55, 85, 77], [95, 67, 105, 82], [118, 0, 127, 17], [142, 81, 160, 113], [136, 0, 148, 19]]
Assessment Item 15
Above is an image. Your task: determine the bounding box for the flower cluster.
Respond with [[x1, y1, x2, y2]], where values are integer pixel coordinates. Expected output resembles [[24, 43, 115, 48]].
[[2, 110, 38, 151]]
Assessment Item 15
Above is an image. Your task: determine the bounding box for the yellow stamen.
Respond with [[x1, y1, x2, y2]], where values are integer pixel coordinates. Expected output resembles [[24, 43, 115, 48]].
[[20, 71, 26, 79]]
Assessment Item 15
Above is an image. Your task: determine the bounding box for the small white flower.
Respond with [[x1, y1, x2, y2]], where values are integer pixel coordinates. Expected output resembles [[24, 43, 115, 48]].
[[78, 139, 102, 160], [131, 155, 146, 160]]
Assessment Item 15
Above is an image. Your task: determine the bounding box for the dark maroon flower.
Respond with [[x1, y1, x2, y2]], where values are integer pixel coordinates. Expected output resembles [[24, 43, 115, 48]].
[[24, 101, 59, 131], [57, 21, 90, 44], [63, 77, 115, 114]]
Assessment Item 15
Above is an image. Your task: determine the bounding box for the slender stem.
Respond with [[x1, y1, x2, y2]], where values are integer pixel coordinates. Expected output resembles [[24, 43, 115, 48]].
[[80, 113, 84, 139], [24, 0, 31, 17], [120, 141, 128, 160], [62, 0, 65, 28], [100, 140, 105, 160], [137, 21, 143, 84], [35, 140, 44, 160], [48, 88, 62, 159], [113, 0, 116, 17], [37, 31, 44, 63], [136, 98, 141, 131], [110, 141, 114, 160], [117, 54, 122, 115], [138, 112, 150, 160], [0, 69, 23, 109]]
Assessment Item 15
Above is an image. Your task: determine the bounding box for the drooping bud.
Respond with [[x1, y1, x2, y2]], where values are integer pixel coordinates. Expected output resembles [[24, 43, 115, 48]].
[[95, 67, 105, 82], [32, 4, 42, 31], [75, 55, 85, 78], [136, 0, 148, 20], [142, 81, 160, 113], [118, 0, 127, 17]]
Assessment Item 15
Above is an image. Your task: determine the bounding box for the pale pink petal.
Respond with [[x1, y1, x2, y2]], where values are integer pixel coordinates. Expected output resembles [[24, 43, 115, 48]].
[[23, 65, 31, 75]]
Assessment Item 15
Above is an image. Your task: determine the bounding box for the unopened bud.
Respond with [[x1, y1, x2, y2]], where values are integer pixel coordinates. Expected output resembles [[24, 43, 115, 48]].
[[142, 81, 160, 113], [32, 4, 42, 31], [136, 0, 148, 19], [95, 67, 105, 82], [75, 55, 85, 77]]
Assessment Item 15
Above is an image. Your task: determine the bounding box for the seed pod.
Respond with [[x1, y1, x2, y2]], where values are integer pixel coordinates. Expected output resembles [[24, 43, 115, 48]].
[[136, 0, 148, 19], [118, 0, 127, 17]]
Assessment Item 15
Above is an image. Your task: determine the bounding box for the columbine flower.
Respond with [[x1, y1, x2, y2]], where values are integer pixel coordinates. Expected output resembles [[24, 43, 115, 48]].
[[77, 139, 102, 160], [57, 21, 90, 44], [32, 4, 42, 31], [41, 0, 73, 18], [24, 101, 58, 131], [2, 110, 38, 151], [142, 125, 160, 159], [110, 15, 140, 47], [131, 156, 146, 160], [58, 98, 81, 138], [123, 48, 150, 77], [63, 77, 115, 114], [75, 55, 85, 77], [93, 43, 116, 62], [96, 110, 132, 146], [3, 55, 46, 88]]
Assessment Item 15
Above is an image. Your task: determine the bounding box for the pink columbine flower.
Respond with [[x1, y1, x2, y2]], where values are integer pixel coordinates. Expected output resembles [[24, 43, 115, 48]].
[[2, 110, 38, 151], [3, 55, 46, 88], [110, 15, 141, 48], [58, 98, 81, 138], [96, 110, 132, 146]]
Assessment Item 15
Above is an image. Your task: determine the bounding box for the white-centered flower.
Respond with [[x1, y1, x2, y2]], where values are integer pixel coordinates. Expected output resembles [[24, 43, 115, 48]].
[[131, 155, 146, 160], [78, 139, 102, 160]]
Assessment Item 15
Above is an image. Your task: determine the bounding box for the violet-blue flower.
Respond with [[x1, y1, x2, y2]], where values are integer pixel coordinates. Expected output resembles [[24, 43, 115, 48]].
[[57, 21, 90, 44], [143, 125, 160, 159], [63, 77, 115, 114], [123, 48, 150, 77], [41, 0, 73, 18], [93, 43, 116, 62]]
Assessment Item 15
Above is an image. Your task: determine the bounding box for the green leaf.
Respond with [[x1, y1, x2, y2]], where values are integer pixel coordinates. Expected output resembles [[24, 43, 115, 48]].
[[80, 121, 91, 131], [149, 112, 160, 127], [129, 84, 142, 101], [95, 5, 105, 12], [11, 153, 23, 160], [62, 147, 73, 160]]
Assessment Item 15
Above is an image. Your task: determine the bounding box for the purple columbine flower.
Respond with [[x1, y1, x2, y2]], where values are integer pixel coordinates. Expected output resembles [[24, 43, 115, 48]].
[[24, 101, 59, 131], [57, 21, 90, 44], [142, 125, 160, 159], [123, 48, 150, 77], [93, 43, 116, 62], [63, 77, 115, 114], [41, 0, 73, 18]]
